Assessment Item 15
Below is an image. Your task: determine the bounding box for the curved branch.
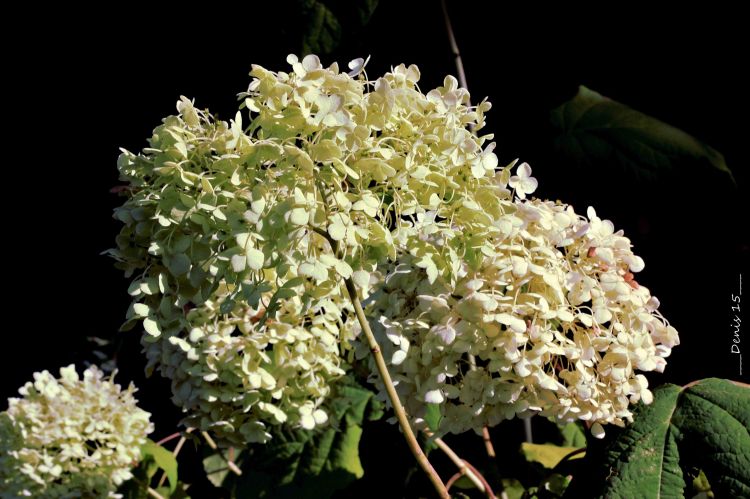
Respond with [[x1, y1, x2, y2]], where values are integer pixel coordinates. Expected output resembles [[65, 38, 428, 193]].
[[311, 224, 448, 498], [201, 431, 242, 476], [344, 278, 449, 498], [426, 430, 496, 498]]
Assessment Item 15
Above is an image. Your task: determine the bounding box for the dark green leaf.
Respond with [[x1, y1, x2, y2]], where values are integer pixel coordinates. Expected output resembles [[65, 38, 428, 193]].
[[564, 378, 750, 498], [203, 377, 381, 498], [298, 0, 380, 55], [167, 253, 191, 276], [300, 0, 341, 55], [551, 86, 734, 183], [450, 475, 477, 490], [219, 298, 235, 315]]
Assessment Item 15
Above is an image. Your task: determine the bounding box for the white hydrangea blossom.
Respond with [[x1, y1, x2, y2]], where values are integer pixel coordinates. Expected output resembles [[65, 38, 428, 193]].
[[110, 53, 677, 444], [110, 54, 494, 444], [358, 182, 679, 437], [0, 365, 153, 498]]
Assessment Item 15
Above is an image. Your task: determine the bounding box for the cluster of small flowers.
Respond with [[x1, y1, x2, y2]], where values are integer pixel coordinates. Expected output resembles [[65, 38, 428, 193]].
[[0, 365, 152, 498], [358, 173, 680, 436], [110, 53, 677, 444], [110, 54, 498, 444]]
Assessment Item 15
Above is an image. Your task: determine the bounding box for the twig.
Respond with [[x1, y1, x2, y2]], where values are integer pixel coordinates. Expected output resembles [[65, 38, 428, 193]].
[[147, 488, 165, 499], [172, 434, 188, 457], [464, 460, 497, 498], [482, 426, 497, 458], [201, 431, 243, 476], [440, 0, 469, 93], [311, 196, 449, 497], [155, 431, 182, 446], [156, 427, 194, 488], [523, 418, 534, 443], [425, 429, 496, 498], [446, 471, 463, 491], [344, 277, 448, 498]]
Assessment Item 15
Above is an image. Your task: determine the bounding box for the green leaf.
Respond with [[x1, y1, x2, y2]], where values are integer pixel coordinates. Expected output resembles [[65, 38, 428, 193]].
[[521, 443, 583, 469], [298, 0, 379, 55], [501, 478, 526, 499], [692, 469, 713, 497], [450, 475, 477, 490], [559, 422, 586, 448], [563, 378, 750, 498], [142, 439, 178, 493], [551, 86, 734, 183], [300, 0, 340, 55], [167, 253, 191, 276], [424, 403, 442, 433], [203, 377, 382, 498]]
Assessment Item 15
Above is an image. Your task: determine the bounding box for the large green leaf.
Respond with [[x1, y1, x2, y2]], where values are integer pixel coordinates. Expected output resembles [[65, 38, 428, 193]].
[[551, 86, 734, 183], [203, 379, 382, 498], [563, 378, 749, 498]]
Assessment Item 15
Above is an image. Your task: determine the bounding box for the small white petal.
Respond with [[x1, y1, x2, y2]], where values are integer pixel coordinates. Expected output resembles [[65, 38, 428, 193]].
[[391, 350, 407, 365], [424, 389, 444, 404], [591, 422, 606, 439]]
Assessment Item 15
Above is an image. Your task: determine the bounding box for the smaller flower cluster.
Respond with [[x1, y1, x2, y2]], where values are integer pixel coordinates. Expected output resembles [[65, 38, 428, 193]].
[[0, 365, 153, 498]]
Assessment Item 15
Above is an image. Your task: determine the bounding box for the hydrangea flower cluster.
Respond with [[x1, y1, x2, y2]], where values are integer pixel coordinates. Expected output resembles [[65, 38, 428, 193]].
[[359, 192, 680, 437], [110, 53, 677, 444], [0, 365, 153, 498], [109, 55, 494, 444]]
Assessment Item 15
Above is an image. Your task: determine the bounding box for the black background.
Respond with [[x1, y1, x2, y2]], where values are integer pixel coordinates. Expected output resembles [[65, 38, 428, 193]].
[[3, 1, 748, 496]]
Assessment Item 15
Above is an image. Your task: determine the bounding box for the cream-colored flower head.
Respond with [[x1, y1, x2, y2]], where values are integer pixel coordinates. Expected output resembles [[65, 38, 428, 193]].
[[0, 365, 153, 498], [110, 54, 495, 444], [359, 190, 679, 438], [110, 53, 676, 444]]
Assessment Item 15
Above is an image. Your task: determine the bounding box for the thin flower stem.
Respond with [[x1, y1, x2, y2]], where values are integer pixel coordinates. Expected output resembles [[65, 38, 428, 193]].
[[440, 0, 469, 93], [147, 488, 165, 499], [426, 430, 495, 498], [464, 460, 497, 499], [343, 277, 449, 498], [311, 182, 447, 497], [523, 418, 534, 443], [446, 471, 463, 490], [157, 427, 194, 488], [155, 432, 181, 446], [201, 431, 242, 476], [482, 426, 497, 458]]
